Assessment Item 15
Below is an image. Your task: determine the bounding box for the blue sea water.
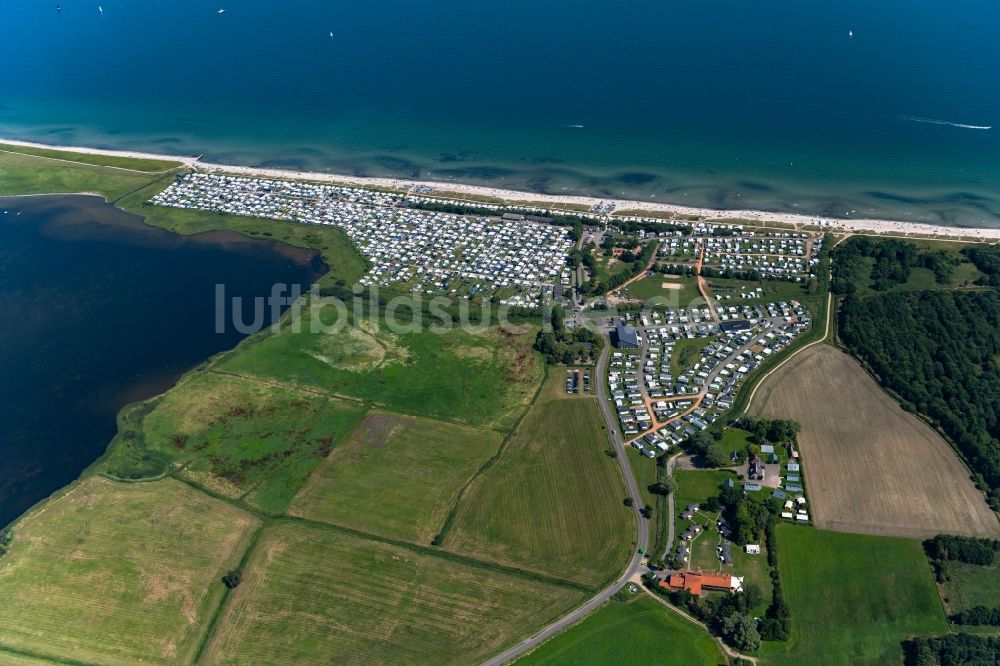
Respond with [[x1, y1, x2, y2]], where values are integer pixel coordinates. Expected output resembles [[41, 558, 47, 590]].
[[1, 0, 999, 225]]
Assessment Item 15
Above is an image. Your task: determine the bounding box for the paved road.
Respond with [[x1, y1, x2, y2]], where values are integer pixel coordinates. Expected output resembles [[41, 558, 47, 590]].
[[482, 342, 649, 666]]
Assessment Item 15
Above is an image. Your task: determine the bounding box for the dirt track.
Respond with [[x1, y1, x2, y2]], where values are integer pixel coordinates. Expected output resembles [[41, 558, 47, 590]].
[[751, 344, 1000, 539]]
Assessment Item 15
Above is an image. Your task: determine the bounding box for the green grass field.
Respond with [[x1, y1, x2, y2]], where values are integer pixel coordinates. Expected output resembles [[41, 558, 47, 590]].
[[717, 428, 752, 459], [670, 338, 707, 377], [620, 274, 702, 308], [939, 560, 1000, 616], [761, 525, 948, 666], [516, 595, 724, 665], [0, 477, 259, 665], [0, 150, 161, 200], [289, 411, 501, 544], [0, 142, 182, 172], [216, 306, 543, 431], [443, 389, 632, 587], [97, 371, 368, 514], [202, 522, 584, 664]]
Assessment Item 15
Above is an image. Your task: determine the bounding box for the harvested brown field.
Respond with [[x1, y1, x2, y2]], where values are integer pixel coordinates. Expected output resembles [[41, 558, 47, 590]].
[[751, 343, 1000, 539]]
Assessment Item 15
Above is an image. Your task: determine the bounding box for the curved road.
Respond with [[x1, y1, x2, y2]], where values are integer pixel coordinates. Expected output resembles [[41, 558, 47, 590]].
[[482, 342, 649, 666]]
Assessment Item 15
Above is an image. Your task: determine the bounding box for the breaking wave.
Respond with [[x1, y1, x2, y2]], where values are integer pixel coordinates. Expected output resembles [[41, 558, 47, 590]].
[[899, 115, 991, 130]]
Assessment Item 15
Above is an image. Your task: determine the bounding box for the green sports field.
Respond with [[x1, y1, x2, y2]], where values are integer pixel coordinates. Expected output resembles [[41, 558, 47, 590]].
[[761, 525, 948, 666], [289, 410, 501, 543], [517, 595, 724, 665], [0, 477, 259, 665], [443, 388, 632, 587], [202, 522, 583, 664]]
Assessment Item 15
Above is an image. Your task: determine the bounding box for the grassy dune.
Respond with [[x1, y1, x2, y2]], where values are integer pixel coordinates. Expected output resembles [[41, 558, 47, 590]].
[[216, 310, 543, 432], [0, 477, 259, 665], [290, 411, 501, 543], [761, 525, 948, 666], [443, 375, 632, 587], [202, 522, 583, 665]]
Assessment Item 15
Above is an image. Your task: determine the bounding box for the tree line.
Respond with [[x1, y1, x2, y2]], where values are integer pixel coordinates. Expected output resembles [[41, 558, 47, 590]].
[[905, 634, 1000, 665]]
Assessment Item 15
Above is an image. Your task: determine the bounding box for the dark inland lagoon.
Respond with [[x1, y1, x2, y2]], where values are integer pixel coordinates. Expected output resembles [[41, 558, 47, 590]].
[[0, 195, 324, 527]]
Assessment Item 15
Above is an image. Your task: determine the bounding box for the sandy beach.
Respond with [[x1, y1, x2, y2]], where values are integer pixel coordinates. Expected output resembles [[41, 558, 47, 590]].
[[4, 137, 1000, 242]]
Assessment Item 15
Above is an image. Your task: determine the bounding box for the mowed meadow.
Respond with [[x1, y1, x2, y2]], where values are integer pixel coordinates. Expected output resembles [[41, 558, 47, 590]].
[[761, 525, 948, 666], [442, 372, 633, 587], [751, 343, 1000, 539], [201, 523, 584, 665], [0, 477, 259, 665], [288, 411, 502, 544]]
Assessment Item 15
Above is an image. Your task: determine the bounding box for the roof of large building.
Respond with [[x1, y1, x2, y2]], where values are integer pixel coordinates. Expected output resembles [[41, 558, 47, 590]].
[[614, 321, 639, 347], [661, 571, 736, 596]]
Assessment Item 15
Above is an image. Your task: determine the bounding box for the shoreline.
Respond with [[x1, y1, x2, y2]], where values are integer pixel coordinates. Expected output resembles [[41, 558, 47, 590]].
[[5, 136, 1000, 242]]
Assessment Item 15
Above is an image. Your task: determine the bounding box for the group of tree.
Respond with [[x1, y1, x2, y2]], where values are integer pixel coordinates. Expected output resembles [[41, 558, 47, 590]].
[[953, 605, 1000, 626], [581, 241, 658, 295], [964, 246, 1000, 287], [925, 534, 1000, 583], [735, 417, 800, 446], [839, 289, 1000, 510], [649, 578, 764, 653], [0, 529, 12, 558], [904, 634, 1000, 666], [700, 266, 802, 283], [686, 430, 729, 468], [610, 220, 691, 235], [532, 305, 601, 365], [656, 262, 697, 277], [831, 236, 958, 294]]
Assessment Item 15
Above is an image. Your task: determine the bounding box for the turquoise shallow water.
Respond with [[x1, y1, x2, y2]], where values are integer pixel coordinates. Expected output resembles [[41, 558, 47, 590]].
[[1, 0, 998, 225]]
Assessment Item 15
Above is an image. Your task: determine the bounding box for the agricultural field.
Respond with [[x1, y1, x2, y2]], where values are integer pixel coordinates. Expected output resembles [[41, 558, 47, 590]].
[[98, 371, 368, 513], [202, 522, 583, 664], [517, 595, 724, 666], [752, 343, 1000, 539], [216, 307, 543, 432], [0, 476, 259, 665], [289, 411, 501, 544], [761, 525, 948, 666], [443, 388, 631, 587]]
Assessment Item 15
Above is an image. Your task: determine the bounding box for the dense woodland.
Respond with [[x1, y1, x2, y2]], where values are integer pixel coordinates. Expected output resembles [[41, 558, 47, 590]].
[[839, 289, 1000, 510]]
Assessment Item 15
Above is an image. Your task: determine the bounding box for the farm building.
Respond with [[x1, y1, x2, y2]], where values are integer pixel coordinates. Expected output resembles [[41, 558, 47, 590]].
[[660, 571, 743, 596], [745, 544, 761, 555]]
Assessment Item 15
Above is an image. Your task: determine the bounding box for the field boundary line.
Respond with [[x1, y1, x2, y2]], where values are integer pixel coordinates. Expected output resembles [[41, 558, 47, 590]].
[[192, 523, 266, 664], [431, 362, 551, 546], [0, 642, 98, 666], [208, 369, 369, 405], [272, 514, 593, 591], [0, 147, 184, 175]]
